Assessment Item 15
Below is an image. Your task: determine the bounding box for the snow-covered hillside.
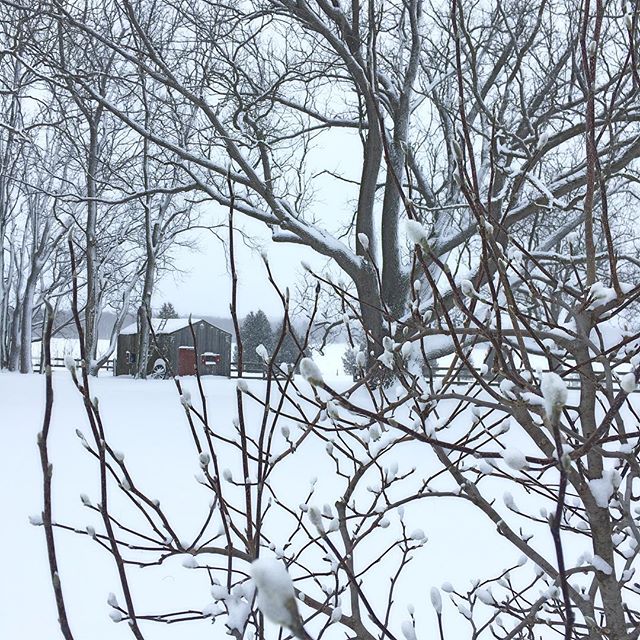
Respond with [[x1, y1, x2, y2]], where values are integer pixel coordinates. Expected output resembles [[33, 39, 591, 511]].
[[0, 370, 554, 639], [4, 367, 636, 639]]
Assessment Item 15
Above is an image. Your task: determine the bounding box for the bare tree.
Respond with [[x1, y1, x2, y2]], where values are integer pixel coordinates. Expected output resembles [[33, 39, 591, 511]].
[[9, 1, 640, 639], [6, 0, 632, 364], [132, 71, 198, 378], [15, 143, 68, 373], [0, 13, 34, 369], [0, 16, 71, 372]]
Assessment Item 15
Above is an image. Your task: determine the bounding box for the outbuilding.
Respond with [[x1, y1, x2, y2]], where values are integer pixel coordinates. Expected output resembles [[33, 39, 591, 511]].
[[116, 318, 232, 377]]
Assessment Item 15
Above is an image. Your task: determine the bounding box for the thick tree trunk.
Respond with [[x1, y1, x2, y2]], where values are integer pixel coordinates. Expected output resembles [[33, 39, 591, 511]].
[[8, 302, 21, 371], [0, 257, 14, 369], [354, 265, 384, 361], [0, 61, 21, 370], [19, 246, 48, 374], [136, 159, 156, 379], [380, 143, 408, 317], [381, 3, 421, 316], [136, 298, 152, 378], [574, 316, 627, 638], [353, 95, 384, 357], [84, 124, 99, 374], [7, 249, 24, 372], [355, 113, 381, 265], [0, 245, 7, 368], [19, 277, 36, 373]]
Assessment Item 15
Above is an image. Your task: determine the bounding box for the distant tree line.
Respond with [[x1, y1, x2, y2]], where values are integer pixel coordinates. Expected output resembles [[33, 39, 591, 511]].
[[239, 309, 307, 371]]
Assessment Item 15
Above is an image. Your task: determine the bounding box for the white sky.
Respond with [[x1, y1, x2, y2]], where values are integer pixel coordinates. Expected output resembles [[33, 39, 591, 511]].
[[155, 227, 321, 317], [156, 130, 363, 318]]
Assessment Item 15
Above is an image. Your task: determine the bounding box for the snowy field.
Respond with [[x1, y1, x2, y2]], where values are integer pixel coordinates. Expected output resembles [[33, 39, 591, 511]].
[[2, 366, 637, 639]]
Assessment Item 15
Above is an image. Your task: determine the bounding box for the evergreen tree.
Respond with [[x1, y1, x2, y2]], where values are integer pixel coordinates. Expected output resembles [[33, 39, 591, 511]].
[[342, 342, 366, 380], [273, 322, 307, 369], [240, 310, 273, 364], [157, 302, 179, 319], [342, 346, 358, 377]]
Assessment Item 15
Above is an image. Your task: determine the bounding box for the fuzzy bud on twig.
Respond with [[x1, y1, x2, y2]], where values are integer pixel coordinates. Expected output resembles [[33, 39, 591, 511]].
[[300, 358, 323, 386], [405, 220, 430, 250], [430, 586, 443, 613], [250, 558, 302, 631], [540, 372, 568, 420], [460, 279, 477, 298]]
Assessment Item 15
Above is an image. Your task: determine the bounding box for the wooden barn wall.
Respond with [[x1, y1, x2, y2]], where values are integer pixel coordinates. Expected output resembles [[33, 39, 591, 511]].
[[116, 333, 137, 376], [148, 335, 176, 375], [116, 321, 232, 376], [116, 333, 175, 376], [171, 323, 232, 376]]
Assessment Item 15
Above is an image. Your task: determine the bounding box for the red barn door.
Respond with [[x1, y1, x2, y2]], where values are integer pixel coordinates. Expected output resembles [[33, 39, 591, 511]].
[[178, 346, 196, 375]]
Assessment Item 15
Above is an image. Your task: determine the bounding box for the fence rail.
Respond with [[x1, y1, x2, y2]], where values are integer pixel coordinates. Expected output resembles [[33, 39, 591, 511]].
[[398, 366, 631, 392], [229, 361, 287, 379], [32, 356, 115, 373], [229, 361, 629, 391], [27, 357, 630, 391]]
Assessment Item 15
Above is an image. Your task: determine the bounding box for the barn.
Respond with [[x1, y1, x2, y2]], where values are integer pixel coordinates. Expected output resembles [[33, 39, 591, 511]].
[[116, 318, 232, 377]]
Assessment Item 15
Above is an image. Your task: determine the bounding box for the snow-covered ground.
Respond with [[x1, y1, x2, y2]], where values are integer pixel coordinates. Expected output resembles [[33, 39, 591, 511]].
[[309, 342, 348, 377], [2, 368, 636, 639], [31, 338, 114, 366]]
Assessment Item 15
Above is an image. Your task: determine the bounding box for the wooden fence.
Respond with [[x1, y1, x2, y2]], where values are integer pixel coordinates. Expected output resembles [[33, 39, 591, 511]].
[[229, 361, 288, 379], [229, 361, 622, 390], [29, 357, 630, 391], [32, 357, 115, 374], [399, 366, 625, 391]]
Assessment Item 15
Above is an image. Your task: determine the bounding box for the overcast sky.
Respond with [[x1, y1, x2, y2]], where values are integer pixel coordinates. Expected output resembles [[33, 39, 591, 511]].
[[155, 130, 363, 319], [156, 221, 324, 318]]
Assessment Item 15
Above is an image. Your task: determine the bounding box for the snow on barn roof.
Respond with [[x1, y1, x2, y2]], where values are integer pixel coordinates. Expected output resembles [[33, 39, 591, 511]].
[[120, 318, 204, 336]]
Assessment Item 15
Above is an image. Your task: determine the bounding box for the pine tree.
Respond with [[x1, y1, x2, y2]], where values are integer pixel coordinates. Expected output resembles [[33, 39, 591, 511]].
[[157, 302, 178, 319], [240, 310, 273, 364], [342, 342, 366, 380], [342, 346, 358, 377], [273, 322, 307, 369]]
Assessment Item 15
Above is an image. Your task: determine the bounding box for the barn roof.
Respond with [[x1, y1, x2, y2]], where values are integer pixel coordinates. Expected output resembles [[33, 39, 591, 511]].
[[120, 318, 207, 336]]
